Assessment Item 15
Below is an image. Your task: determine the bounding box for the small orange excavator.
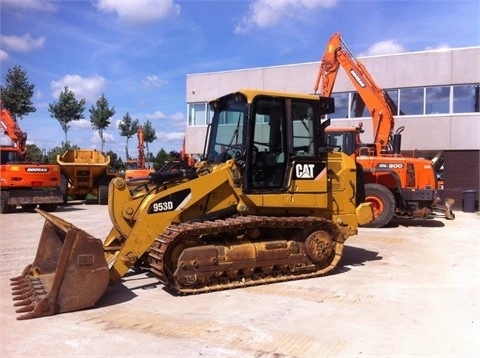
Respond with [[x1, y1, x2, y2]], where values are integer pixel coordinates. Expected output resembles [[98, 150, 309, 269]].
[[314, 33, 454, 227], [1, 101, 63, 213], [124, 125, 154, 180]]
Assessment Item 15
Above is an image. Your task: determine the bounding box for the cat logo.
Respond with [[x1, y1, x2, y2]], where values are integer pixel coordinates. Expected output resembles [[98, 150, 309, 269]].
[[295, 164, 315, 179]]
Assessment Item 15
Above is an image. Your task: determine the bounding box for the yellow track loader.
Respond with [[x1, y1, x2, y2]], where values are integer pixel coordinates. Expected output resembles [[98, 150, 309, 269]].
[[11, 89, 373, 319]]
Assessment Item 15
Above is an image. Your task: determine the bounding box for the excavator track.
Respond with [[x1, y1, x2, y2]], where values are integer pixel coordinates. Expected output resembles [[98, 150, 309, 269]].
[[148, 215, 346, 294]]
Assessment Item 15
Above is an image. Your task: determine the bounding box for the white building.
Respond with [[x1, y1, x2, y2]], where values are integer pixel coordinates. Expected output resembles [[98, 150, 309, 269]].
[[184, 47, 480, 209]]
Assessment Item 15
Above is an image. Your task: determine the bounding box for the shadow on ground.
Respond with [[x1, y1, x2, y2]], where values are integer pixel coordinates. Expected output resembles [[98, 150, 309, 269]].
[[386, 217, 448, 228]]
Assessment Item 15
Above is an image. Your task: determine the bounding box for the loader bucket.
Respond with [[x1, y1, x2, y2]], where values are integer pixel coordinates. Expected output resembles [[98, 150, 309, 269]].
[[10, 209, 110, 320]]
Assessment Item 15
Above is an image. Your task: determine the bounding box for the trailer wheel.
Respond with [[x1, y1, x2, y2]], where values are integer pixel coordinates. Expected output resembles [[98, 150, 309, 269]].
[[362, 183, 396, 228], [1, 191, 14, 214], [98, 184, 109, 205], [60, 175, 69, 204]]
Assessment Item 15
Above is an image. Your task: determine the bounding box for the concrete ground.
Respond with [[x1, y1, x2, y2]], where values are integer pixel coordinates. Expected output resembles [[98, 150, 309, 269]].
[[1, 203, 479, 357]]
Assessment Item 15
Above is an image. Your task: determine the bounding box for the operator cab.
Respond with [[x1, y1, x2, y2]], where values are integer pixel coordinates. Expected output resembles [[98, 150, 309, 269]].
[[325, 130, 357, 156], [1, 150, 20, 164], [206, 89, 335, 193]]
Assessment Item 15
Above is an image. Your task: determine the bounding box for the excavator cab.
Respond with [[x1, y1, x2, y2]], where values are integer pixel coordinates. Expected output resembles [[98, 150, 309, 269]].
[[326, 130, 357, 156]]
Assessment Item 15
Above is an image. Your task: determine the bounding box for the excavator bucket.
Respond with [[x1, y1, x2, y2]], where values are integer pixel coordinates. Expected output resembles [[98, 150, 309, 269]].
[[432, 197, 456, 220], [10, 209, 110, 320]]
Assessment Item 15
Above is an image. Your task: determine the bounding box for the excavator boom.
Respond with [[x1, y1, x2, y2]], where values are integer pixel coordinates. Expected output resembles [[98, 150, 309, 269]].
[[315, 32, 395, 154]]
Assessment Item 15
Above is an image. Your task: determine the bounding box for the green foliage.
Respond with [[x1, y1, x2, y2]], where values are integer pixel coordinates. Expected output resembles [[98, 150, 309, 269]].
[[46, 142, 80, 164], [89, 94, 115, 152], [153, 148, 170, 170], [169, 150, 181, 159], [48, 86, 86, 143], [143, 120, 157, 160], [146, 152, 155, 164], [25, 144, 44, 162], [0, 65, 36, 120], [118, 112, 139, 160], [105, 149, 124, 170]]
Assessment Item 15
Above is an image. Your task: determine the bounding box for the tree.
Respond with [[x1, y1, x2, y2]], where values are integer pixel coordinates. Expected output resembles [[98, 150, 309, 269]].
[[0, 65, 36, 120], [46, 142, 80, 164], [89, 94, 115, 152], [118, 112, 139, 160], [143, 120, 157, 162], [25, 144, 44, 162], [49, 86, 86, 144], [169, 150, 181, 159], [153, 148, 171, 170], [105, 149, 123, 171]]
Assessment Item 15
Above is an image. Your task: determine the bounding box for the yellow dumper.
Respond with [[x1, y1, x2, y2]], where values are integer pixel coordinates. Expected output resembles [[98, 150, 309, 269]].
[[57, 149, 117, 204]]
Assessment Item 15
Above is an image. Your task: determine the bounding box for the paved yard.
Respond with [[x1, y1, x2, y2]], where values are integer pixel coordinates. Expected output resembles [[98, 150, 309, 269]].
[[1, 204, 478, 357]]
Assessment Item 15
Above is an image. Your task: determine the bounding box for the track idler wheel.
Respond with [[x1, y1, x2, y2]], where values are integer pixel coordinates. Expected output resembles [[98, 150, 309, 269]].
[[304, 230, 334, 265]]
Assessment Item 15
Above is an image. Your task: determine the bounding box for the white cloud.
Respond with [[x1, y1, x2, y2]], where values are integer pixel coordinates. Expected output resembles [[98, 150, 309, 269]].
[[145, 111, 185, 129], [235, 0, 337, 34], [51, 74, 106, 103], [142, 75, 167, 88], [0, 134, 13, 146], [145, 110, 167, 121], [95, 0, 180, 25], [1, 0, 56, 12], [0, 33, 46, 52], [169, 112, 185, 127], [155, 131, 185, 142], [90, 131, 117, 145], [0, 49, 9, 62], [360, 40, 406, 56], [424, 44, 452, 51], [71, 119, 92, 129]]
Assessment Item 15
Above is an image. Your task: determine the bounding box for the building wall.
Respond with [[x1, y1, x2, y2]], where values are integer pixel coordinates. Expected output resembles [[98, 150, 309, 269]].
[[184, 47, 480, 210], [443, 150, 479, 211], [186, 47, 479, 155]]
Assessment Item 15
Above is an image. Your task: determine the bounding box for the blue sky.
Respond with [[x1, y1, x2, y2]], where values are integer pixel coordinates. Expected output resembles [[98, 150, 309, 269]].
[[1, 0, 479, 159]]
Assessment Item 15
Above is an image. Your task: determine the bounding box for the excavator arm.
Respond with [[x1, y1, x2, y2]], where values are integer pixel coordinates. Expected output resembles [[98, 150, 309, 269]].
[[137, 125, 146, 169], [314, 33, 395, 155], [0, 101, 27, 159]]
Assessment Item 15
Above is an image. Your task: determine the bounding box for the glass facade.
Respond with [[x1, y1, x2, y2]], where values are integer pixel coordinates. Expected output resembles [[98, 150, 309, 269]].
[[187, 84, 479, 125], [326, 83, 479, 119], [188, 103, 208, 126], [453, 84, 480, 113]]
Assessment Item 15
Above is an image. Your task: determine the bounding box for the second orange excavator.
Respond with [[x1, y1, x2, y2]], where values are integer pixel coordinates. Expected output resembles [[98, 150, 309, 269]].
[[314, 33, 454, 227], [124, 125, 154, 180]]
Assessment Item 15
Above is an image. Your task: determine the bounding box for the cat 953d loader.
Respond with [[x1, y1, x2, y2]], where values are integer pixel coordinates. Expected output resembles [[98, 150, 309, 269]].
[[11, 89, 373, 320]]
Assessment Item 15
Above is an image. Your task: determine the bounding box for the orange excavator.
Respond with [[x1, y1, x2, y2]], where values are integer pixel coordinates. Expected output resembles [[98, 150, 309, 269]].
[[124, 125, 154, 180], [314, 33, 454, 227], [1, 101, 63, 213]]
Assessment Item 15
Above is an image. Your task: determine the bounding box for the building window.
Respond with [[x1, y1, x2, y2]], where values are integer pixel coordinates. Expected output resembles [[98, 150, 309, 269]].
[[385, 89, 400, 115], [351, 93, 369, 118], [188, 103, 207, 126], [399, 87, 424, 115], [330, 92, 349, 119], [453, 84, 480, 113], [426, 86, 450, 114]]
